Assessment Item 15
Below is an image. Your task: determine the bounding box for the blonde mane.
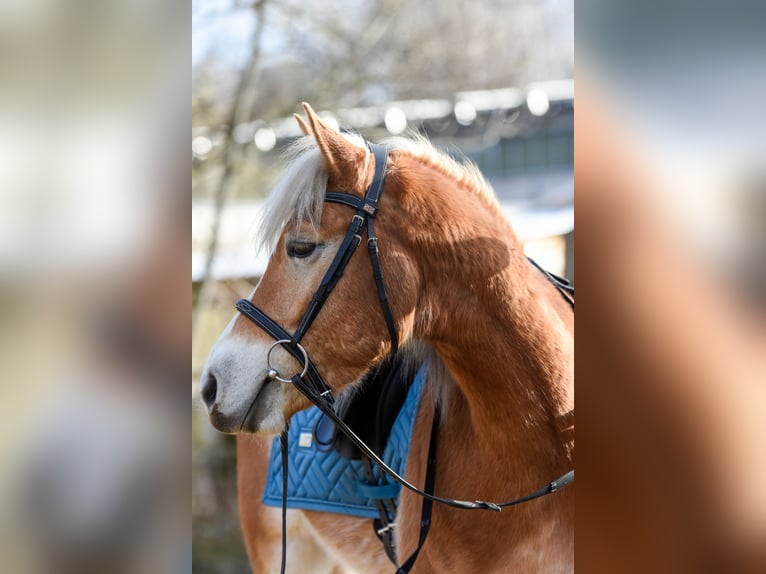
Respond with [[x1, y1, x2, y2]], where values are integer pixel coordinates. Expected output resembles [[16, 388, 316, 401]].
[[257, 131, 501, 254], [381, 134, 500, 210]]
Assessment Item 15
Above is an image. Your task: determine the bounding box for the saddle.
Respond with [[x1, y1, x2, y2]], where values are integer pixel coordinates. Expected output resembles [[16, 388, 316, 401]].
[[314, 353, 420, 459]]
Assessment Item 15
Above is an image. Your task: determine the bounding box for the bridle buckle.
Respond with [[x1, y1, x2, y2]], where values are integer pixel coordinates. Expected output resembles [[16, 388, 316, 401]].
[[351, 214, 365, 229], [376, 522, 396, 536]]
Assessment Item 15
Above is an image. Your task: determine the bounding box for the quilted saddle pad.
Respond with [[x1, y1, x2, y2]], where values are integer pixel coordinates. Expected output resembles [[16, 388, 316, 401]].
[[262, 361, 429, 518]]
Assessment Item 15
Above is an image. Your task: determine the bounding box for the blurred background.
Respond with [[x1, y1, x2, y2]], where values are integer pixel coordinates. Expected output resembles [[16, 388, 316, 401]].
[[0, 1, 189, 573], [576, 1, 766, 571], [2, 0, 761, 572], [192, 0, 573, 571]]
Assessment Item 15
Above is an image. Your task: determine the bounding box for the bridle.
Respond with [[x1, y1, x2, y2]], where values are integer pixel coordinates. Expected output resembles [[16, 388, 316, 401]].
[[235, 142, 574, 573]]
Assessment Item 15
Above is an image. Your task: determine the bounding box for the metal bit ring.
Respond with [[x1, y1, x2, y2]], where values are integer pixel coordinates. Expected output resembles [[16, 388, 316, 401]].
[[266, 339, 309, 383]]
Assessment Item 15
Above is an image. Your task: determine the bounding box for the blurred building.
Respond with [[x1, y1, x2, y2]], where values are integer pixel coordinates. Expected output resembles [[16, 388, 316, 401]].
[[192, 79, 573, 283]]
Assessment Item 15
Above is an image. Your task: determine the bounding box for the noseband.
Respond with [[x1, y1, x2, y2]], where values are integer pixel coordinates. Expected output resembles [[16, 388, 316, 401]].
[[235, 142, 574, 573]]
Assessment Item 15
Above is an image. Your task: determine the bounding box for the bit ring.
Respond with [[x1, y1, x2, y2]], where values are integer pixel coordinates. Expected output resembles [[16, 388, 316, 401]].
[[266, 339, 309, 383]]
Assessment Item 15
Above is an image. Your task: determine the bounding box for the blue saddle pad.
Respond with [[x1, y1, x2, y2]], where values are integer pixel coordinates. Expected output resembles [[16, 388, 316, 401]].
[[262, 361, 429, 518]]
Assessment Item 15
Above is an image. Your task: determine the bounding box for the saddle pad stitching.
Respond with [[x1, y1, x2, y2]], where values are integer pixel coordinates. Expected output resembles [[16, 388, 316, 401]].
[[262, 361, 429, 517]]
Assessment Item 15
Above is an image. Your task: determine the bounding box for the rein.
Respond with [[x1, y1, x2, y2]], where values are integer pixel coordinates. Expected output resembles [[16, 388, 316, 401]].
[[235, 142, 574, 573]]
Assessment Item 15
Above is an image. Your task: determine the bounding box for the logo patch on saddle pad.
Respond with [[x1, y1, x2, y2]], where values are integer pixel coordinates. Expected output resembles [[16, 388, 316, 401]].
[[262, 361, 428, 518]]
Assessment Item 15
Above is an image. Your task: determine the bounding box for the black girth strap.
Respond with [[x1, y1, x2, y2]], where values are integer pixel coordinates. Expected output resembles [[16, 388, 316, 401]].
[[396, 408, 440, 574], [279, 426, 289, 574], [362, 457, 398, 564]]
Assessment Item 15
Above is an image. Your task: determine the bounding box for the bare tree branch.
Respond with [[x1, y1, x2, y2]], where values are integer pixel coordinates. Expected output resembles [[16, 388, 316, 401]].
[[193, 0, 269, 333]]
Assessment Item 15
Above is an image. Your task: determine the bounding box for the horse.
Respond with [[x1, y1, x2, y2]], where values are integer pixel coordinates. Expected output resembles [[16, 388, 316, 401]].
[[200, 103, 574, 573]]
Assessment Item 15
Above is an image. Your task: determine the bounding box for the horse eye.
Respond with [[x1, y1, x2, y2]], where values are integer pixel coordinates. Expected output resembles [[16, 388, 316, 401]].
[[286, 240, 317, 259]]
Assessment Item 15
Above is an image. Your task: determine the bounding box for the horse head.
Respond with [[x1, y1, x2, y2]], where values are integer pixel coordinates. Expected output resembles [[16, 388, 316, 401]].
[[201, 104, 420, 434]]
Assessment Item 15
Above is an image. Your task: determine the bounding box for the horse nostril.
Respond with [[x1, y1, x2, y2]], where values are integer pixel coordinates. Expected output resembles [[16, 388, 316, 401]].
[[201, 372, 218, 409]]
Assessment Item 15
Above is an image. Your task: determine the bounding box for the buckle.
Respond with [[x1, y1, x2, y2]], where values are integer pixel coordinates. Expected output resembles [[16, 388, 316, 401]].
[[376, 522, 396, 537], [351, 214, 364, 229], [362, 203, 377, 216]]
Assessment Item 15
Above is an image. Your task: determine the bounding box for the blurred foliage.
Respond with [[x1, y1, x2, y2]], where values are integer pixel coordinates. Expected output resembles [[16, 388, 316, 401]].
[[192, 417, 249, 574], [192, 0, 573, 199]]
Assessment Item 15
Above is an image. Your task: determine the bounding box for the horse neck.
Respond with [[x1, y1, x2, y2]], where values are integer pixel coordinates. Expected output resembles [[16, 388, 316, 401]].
[[400, 162, 574, 475]]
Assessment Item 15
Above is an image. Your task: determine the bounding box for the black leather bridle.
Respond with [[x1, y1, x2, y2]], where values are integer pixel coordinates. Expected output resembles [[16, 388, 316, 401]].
[[235, 142, 574, 573]]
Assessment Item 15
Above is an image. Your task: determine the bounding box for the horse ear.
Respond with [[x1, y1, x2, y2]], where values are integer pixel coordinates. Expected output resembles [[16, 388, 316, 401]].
[[293, 113, 311, 136], [300, 103, 365, 183]]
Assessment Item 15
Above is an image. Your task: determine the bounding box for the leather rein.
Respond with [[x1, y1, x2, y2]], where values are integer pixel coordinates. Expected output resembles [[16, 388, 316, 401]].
[[235, 143, 574, 573]]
